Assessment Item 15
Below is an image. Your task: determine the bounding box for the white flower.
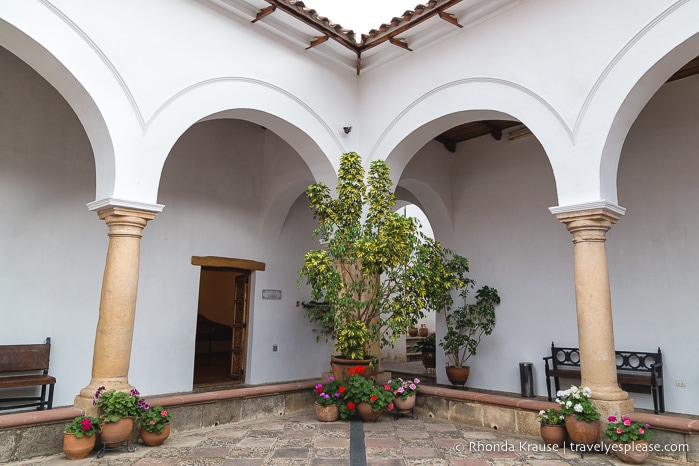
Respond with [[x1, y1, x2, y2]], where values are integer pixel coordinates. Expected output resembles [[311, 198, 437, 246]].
[[573, 393, 580, 399], [539, 410, 545, 415], [566, 401, 573, 408], [574, 403, 583, 413]]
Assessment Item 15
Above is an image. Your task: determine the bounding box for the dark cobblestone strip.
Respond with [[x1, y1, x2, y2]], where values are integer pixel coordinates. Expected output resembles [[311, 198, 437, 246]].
[[349, 418, 366, 466]]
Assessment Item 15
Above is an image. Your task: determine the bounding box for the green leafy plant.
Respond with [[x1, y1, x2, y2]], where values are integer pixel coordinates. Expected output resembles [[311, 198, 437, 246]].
[[605, 416, 653, 443], [93, 387, 145, 423], [537, 408, 565, 426], [388, 377, 420, 400], [298, 152, 467, 360], [411, 333, 435, 352], [64, 415, 100, 438], [139, 405, 172, 434], [313, 376, 345, 407], [439, 284, 501, 369], [556, 385, 600, 422]]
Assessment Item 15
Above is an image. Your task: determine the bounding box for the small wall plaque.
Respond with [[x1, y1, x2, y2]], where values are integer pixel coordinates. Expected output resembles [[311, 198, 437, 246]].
[[262, 289, 282, 300]]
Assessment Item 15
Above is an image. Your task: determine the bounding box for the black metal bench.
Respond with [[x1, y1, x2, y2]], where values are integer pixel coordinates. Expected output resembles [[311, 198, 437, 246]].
[[543, 342, 664, 414], [0, 337, 56, 411]]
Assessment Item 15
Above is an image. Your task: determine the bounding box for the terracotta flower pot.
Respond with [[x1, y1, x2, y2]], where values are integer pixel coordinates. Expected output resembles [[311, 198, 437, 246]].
[[418, 328, 428, 337], [314, 402, 339, 422], [140, 423, 170, 447], [356, 401, 383, 422], [63, 432, 96, 460], [99, 417, 134, 447], [330, 355, 377, 382], [393, 394, 416, 412], [421, 351, 436, 369], [539, 424, 566, 447], [445, 366, 470, 386], [614, 440, 650, 464], [564, 415, 600, 445], [408, 328, 418, 337]]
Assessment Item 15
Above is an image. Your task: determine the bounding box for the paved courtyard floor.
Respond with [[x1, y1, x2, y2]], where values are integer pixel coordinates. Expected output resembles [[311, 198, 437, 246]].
[[12, 411, 676, 465]]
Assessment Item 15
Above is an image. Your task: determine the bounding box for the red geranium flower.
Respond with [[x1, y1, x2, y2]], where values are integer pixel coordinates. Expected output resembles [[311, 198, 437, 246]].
[[356, 366, 365, 374], [339, 386, 346, 393], [348, 368, 355, 375], [347, 402, 355, 410], [370, 395, 377, 402]]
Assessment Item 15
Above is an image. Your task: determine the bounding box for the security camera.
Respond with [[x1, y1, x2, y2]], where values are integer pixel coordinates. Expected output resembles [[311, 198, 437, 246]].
[[343, 125, 352, 134]]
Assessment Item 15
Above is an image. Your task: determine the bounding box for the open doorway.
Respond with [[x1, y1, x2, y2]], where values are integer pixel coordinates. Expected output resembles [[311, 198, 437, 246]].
[[191, 256, 265, 387]]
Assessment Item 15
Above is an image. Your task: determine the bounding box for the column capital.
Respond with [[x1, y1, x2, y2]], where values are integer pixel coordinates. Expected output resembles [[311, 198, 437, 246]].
[[555, 208, 621, 242], [97, 207, 157, 238]]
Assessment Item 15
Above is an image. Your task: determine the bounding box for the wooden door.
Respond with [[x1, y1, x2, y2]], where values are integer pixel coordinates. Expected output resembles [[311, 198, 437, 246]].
[[230, 273, 250, 379]]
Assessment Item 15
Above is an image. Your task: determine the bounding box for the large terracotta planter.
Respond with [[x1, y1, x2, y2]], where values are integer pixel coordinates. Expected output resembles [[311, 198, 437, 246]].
[[564, 415, 600, 445], [408, 328, 418, 337], [63, 432, 96, 460], [140, 423, 170, 447], [99, 417, 134, 447], [314, 402, 340, 422], [330, 355, 377, 382], [393, 394, 416, 412], [418, 327, 428, 337], [539, 424, 566, 447], [356, 402, 383, 422], [614, 440, 650, 464], [445, 366, 470, 387]]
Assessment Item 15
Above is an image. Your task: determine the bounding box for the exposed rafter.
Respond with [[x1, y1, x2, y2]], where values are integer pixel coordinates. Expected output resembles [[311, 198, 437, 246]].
[[389, 37, 412, 52], [438, 11, 462, 28], [306, 35, 329, 49], [251, 5, 276, 23]]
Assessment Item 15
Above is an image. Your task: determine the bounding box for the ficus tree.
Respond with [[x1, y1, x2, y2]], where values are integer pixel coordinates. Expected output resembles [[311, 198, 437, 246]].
[[298, 152, 468, 360]]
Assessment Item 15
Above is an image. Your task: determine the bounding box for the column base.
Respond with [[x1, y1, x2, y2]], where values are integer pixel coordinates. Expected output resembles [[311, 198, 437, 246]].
[[594, 398, 635, 423], [73, 378, 135, 415]]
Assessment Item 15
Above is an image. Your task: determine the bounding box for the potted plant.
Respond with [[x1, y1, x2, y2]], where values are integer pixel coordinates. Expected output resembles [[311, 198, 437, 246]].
[[418, 323, 428, 337], [556, 385, 600, 445], [313, 376, 344, 421], [93, 386, 145, 447], [343, 365, 394, 421], [388, 377, 420, 411], [411, 332, 436, 371], [537, 408, 566, 447], [63, 415, 100, 459], [299, 152, 465, 378], [439, 283, 501, 386], [605, 416, 653, 464], [139, 405, 172, 446]]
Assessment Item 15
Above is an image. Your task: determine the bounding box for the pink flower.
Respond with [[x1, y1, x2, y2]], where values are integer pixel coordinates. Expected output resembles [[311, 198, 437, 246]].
[[160, 410, 168, 416], [388, 402, 394, 411], [608, 416, 617, 422], [639, 428, 645, 435], [623, 418, 631, 427], [616, 427, 623, 434], [384, 385, 391, 390], [150, 420, 156, 425]]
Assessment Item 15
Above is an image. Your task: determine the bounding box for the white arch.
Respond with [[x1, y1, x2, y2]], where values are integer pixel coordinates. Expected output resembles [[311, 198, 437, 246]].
[[374, 79, 571, 204], [141, 78, 340, 205], [576, 0, 699, 206]]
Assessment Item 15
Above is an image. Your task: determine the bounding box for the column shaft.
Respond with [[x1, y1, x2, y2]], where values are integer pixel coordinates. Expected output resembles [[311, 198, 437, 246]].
[[556, 208, 628, 403], [74, 207, 155, 412]]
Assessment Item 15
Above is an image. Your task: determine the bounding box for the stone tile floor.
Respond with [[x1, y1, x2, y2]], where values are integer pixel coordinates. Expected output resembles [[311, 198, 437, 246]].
[[12, 411, 677, 465]]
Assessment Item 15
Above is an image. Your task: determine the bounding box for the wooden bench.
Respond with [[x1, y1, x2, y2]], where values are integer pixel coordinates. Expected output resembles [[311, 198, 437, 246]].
[[543, 342, 664, 414], [0, 337, 56, 411]]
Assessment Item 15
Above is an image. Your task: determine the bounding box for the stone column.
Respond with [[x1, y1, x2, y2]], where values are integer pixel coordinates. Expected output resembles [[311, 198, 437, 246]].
[[556, 208, 631, 414], [74, 207, 156, 412]]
